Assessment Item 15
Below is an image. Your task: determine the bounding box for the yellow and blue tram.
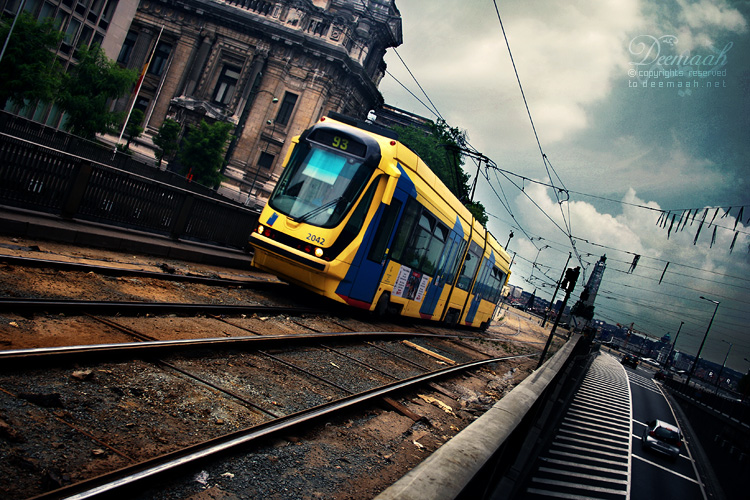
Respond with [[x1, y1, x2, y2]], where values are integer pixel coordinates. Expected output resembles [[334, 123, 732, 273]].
[[249, 114, 511, 329]]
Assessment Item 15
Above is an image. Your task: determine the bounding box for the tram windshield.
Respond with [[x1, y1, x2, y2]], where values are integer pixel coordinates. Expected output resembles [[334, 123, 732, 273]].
[[269, 143, 374, 228]]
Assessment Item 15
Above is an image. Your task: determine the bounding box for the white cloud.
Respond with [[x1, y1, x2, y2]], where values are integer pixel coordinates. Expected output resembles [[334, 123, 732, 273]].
[[381, 1, 750, 371], [677, 0, 748, 33], [384, 0, 643, 146]]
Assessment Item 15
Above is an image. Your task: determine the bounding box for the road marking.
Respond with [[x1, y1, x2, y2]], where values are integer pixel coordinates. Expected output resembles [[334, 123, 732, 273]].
[[542, 457, 628, 476], [525, 353, 631, 499], [526, 487, 607, 500], [532, 477, 627, 495], [653, 381, 708, 500], [538, 466, 628, 485], [631, 454, 703, 485]]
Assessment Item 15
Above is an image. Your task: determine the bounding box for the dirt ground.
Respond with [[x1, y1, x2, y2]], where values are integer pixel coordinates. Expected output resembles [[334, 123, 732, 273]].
[[0, 235, 562, 499]]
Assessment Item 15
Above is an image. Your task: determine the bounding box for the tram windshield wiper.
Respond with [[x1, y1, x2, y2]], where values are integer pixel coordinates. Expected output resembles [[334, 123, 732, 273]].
[[291, 196, 345, 224]]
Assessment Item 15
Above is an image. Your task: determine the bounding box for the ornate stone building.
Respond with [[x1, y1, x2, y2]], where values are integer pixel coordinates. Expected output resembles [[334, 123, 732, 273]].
[[114, 0, 403, 206]]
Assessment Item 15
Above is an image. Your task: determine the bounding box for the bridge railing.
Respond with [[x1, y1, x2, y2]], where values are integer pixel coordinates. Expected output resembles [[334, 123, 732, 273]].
[[0, 124, 259, 250]]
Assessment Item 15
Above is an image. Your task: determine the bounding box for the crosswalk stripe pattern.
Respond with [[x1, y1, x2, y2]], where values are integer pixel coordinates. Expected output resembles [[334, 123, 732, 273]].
[[524, 353, 632, 499], [624, 370, 662, 395]]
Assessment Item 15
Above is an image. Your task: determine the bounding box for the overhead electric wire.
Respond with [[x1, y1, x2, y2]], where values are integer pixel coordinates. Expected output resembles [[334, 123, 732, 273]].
[[491, 0, 586, 272], [391, 48, 444, 121], [385, 70, 441, 120], [383, 8, 747, 365]]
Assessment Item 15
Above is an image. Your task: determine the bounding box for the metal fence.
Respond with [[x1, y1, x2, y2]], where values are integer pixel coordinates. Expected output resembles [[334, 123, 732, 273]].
[[664, 377, 749, 426], [0, 119, 260, 250]]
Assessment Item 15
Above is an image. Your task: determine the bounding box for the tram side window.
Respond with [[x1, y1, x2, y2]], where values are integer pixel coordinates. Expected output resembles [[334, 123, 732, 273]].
[[489, 269, 507, 303], [457, 241, 482, 291], [340, 177, 380, 242], [442, 238, 467, 287], [474, 259, 492, 298], [390, 201, 420, 264], [368, 198, 403, 263], [400, 212, 433, 269], [475, 263, 504, 303], [390, 201, 448, 276]]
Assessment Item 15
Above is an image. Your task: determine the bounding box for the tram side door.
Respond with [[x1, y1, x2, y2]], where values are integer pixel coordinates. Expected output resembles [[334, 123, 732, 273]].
[[335, 195, 405, 306], [465, 251, 495, 324], [420, 225, 463, 319]]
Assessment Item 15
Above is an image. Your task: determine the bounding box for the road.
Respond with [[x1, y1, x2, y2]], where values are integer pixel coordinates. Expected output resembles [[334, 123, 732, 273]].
[[516, 350, 706, 499], [625, 358, 705, 500]]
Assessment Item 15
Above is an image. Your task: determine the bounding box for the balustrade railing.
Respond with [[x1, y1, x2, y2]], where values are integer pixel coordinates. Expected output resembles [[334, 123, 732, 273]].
[[0, 116, 259, 250]]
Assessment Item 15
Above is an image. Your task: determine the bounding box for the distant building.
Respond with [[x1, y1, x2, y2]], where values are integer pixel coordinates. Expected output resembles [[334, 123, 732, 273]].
[[2, 0, 403, 207], [114, 0, 403, 205]]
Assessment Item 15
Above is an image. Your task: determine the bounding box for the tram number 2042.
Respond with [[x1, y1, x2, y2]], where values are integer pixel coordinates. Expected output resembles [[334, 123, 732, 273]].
[[306, 233, 325, 245]]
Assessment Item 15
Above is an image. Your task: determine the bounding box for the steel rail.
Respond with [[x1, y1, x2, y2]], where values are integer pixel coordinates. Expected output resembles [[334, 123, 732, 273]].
[[0, 331, 471, 367], [29, 352, 539, 500], [0, 298, 318, 316], [0, 254, 284, 289]]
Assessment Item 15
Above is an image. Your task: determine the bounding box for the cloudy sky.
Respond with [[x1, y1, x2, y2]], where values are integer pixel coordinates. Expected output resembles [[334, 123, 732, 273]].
[[379, 0, 749, 374]]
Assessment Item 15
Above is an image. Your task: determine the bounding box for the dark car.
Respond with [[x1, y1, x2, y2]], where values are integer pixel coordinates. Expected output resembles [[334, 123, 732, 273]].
[[621, 353, 639, 368], [654, 370, 670, 381], [642, 419, 682, 459]]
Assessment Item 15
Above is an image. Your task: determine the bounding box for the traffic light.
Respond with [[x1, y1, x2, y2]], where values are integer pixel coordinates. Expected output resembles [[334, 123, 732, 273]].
[[562, 266, 580, 292]]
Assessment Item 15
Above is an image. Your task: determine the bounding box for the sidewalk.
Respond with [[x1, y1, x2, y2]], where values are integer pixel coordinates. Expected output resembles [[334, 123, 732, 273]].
[[0, 205, 254, 269]]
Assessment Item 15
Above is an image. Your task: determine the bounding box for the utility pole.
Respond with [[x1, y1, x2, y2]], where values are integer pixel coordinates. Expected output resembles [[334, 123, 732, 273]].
[[537, 266, 579, 369], [664, 320, 684, 369], [542, 252, 571, 328], [686, 296, 720, 387]]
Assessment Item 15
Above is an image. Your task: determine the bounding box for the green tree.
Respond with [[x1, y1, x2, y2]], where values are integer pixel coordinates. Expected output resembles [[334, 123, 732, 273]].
[[124, 108, 144, 148], [393, 120, 488, 225], [0, 13, 64, 109], [153, 118, 181, 167], [57, 44, 137, 139], [178, 120, 233, 187]]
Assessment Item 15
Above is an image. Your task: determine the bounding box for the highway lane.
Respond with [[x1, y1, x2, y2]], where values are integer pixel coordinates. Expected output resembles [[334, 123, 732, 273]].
[[623, 360, 705, 500], [516, 350, 707, 499]]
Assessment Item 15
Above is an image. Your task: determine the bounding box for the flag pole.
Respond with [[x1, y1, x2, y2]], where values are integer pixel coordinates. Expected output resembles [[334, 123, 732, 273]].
[[113, 25, 164, 156]]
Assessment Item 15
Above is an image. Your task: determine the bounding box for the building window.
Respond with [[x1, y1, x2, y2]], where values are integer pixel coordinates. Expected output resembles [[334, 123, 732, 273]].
[[39, 2, 56, 20], [213, 65, 241, 105], [258, 151, 275, 169], [118, 30, 137, 65], [274, 92, 298, 126], [148, 42, 172, 76], [60, 16, 81, 54], [78, 25, 93, 49], [134, 97, 149, 114]]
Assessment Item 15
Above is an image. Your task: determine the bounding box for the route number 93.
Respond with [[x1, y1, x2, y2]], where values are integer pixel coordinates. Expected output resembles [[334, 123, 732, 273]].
[[332, 136, 349, 151]]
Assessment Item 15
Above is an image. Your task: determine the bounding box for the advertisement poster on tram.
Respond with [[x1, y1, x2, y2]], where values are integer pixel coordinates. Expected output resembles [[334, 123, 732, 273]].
[[393, 266, 430, 302]]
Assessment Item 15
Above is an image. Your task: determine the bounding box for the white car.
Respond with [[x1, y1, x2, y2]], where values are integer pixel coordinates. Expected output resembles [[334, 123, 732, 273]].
[[642, 419, 682, 459]]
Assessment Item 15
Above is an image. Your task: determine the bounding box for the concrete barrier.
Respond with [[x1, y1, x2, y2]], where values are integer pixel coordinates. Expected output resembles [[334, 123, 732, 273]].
[[375, 335, 581, 500]]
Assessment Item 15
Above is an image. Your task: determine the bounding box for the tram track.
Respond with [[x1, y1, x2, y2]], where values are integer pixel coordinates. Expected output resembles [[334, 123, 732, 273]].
[[0, 332, 538, 500], [0, 239, 556, 499], [0, 297, 319, 317], [0, 254, 286, 290]]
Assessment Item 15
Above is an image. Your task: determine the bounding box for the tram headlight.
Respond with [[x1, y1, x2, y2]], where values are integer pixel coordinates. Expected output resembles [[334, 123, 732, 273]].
[[257, 224, 265, 234], [314, 247, 324, 258]]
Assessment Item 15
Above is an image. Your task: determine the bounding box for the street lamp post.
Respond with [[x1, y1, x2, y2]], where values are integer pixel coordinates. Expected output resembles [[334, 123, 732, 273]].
[[664, 320, 684, 369], [714, 340, 732, 393], [248, 118, 277, 205], [685, 296, 720, 387]]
